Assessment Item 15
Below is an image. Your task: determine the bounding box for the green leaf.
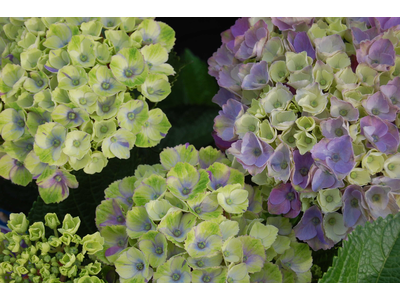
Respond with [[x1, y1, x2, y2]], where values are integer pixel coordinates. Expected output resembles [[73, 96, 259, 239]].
[[320, 213, 400, 283], [161, 48, 218, 107]]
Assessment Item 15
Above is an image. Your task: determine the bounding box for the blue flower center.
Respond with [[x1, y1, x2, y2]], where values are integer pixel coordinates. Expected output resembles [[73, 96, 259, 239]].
[[72, 79, 80, 86], [53, 139, 61, 147], [371, 108, 380, 115], [155, 247, 163, 254], [80, 54, 87, 62], [124, 69, 134, 78], [110, 136, 117, 143], [320, 79, 326, 86], [325, 195, 333, 203], [79, 98, 87, 105], [223, 250, 230, 257], [243, 255, 248, 262], [335, 128, 343, 137], [100, 125, 108, 133], [311, 217, 320, 226], [39, 119, 46, 125], [172, 273, 180, 281], [68, 112, 76, 120], [147, 87, 154, 95], [36, 79, 44, 87], [280, 161, 288, 169], [339, 109, 348, 116], [26, 144, 33, 151], [196, 261, 204, 267], [117, 240, 124, 247], [331, 153, 340, 162], [215, 183, 223, 189], [73, 140, 80, 147], [328, 217, 336, 226], [273, 101, 282, 108], [182, 187, 191, 195], [144, 223, 151, 230], [194, 207, 202, 214], [253, 148, 262, 157], [350, 198, 358, 208], [15, 161, 23, 167], [17, 119, 25, 127], [116, 216, 124, 223], [286, 192, 295, 201], [391, 97, 397, 104], [102, 105, 110, 112], [127, 112, 135, 120], [310, 99, 318, 108], [278, 71, 286, 78], [305, 137, 313, 144], [227, 277, 234, 283], [101, 82, 110, 90], [173, 229, 181, 237], [258, 79, 266, 84], [54, 175, 62, 182], [287, 136, 295, 143], [372, 194, 381, 202], [372, 134, 379, 143], [197, 242, 206, 249], [203, 275, 211, 283], [226, 198, 233, 205], [249, 124, 256, 132], [107, 21, 114, 27], [299, 167, 308, 176], [136, 262, 144, 271], [388, 163, 396, 171]]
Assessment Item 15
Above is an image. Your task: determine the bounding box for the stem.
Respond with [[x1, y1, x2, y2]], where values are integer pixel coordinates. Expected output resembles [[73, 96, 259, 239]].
[[53, 228, 59, 238]]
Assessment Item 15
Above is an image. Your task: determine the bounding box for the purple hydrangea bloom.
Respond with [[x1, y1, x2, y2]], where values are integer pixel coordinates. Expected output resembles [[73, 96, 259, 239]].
[[291, 150, 314, 190], [372, 176, 400, 194], [311, 135, 355, 180], [208, 44, 238, 80], [271, 17, 313, 31], [356, 37, 396, 71], [351, 27, 379, 48], [364, 185, 399, 220], [233, 20, 269, 61], [310, 164, 344, 192], [371, 17, 400, 31], [214, 99, 246, 142], [360, 115, 400, 154], [294, 205, 334, 251], [212, 132, 233, 151], [217, 65, 244, 96], [342, 185, 368, 228], [241, 61, 269, 90], [320, 117, 349, 139], [37, 169, 78, 200], [362, 91, 398, 122], [212, 88, 241, 107], [267, 142, 291, 183], [227, 131, 274, 176], [225, 18, 251, 52], [104, 229, 128, 257], [268, 182, 301, 218], [287, 31, 315, 60], [380, 77, 400, 109], [99, 200, 126, 227], [329, 96, 359, 121], [105, 178, 136, 208]]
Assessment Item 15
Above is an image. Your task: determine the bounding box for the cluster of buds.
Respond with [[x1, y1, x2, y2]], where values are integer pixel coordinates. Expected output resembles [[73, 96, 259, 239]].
[[94, 144, 313, 283], [0, 17, 175, 203], [209, 17, 400, 250], [0, 212, 104, 283]]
